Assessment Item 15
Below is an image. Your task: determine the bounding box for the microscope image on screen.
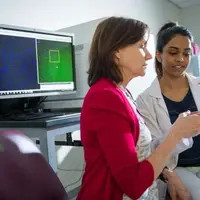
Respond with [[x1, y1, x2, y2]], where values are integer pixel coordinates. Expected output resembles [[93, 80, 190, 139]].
[[0, 35, 39, 91], [0, 28, 75, 98], [49, 50, 60, 63], [37, 40, 74, 84]]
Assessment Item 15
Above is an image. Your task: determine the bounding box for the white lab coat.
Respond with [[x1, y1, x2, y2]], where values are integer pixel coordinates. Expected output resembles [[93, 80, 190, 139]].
[[136, 73, 200, 169]]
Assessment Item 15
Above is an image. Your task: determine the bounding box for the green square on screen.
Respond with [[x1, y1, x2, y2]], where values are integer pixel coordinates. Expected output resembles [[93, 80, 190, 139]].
[[49, 50, 60, 63]]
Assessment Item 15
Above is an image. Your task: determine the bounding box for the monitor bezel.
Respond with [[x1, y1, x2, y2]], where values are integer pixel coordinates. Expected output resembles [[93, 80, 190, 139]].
[[0, 24, 76, 99]]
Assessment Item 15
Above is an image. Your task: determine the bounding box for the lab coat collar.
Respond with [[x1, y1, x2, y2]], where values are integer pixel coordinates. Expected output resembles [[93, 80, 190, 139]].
[[148, 73, 200, 99]]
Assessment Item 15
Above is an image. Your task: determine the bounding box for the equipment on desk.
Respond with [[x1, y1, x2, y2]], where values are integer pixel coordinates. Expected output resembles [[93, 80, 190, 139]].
[[187, 54, 200, 77], [0, 25, 77, 120]]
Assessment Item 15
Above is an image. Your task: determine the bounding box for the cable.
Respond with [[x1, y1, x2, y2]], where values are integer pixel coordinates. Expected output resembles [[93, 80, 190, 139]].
[[64, 169, 84, 189], [36, 96, 47, 109], [62, 163, 85, 189]]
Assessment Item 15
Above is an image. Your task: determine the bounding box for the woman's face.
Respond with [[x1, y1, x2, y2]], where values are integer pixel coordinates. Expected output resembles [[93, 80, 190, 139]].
[[115, 34, 152, 83], [157, 34, 192, 77]]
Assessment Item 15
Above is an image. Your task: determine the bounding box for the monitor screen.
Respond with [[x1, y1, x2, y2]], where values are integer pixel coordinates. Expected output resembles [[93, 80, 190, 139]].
[[0, 28, 75, 99]]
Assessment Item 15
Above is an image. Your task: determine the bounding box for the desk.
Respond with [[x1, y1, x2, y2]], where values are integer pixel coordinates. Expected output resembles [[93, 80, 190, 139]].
[[0, 113, 80, 172]]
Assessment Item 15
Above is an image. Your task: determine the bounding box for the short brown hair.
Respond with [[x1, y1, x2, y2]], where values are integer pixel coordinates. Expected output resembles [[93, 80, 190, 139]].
[[88, 16, 149, 86]]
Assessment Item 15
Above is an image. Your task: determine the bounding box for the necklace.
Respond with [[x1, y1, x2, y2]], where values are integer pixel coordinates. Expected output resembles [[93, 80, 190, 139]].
[[118, 85, 145, 125], [118, 85, 136, 105]]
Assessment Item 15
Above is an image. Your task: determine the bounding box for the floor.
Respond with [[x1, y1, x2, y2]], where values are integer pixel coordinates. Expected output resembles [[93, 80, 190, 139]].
[[56, 131, 84, 199]]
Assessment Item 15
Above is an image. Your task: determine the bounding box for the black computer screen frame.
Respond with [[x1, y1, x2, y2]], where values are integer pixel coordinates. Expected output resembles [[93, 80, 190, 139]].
[[0, 25, 77, 99]]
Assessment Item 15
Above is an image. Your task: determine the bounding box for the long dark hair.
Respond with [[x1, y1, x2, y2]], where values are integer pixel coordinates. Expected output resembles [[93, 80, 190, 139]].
[[88, 16, 149, 86]]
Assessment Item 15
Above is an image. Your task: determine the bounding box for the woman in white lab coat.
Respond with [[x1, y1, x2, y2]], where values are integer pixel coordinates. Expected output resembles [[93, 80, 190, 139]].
[[136, 22, 200, 200]]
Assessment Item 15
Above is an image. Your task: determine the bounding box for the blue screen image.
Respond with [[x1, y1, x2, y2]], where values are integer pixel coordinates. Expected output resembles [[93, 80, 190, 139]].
[[0, 35, 40, 91]]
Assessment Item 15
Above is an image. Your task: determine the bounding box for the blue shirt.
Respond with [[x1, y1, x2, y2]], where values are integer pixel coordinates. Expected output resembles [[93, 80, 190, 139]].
[[163, 88, 200, 167]]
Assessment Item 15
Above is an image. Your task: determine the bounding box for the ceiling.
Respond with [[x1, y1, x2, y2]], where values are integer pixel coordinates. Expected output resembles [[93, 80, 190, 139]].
[[169, 0, 200, 8]]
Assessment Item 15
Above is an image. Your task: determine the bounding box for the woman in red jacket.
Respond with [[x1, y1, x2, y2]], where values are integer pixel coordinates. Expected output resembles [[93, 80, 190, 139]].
[[76, 16, 200, 200]]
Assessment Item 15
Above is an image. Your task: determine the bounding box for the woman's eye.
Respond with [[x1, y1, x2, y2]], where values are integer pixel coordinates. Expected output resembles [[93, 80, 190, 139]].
[[169, 52, 191, 56], [184, 52, 192, 56], [169, 52, 177, 55]]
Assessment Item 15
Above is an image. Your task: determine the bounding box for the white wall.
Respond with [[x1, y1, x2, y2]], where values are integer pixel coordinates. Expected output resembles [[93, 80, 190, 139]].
[[180, 5, 200, 45], [0, 0, 180, 33], [0, 0, 180, 198]]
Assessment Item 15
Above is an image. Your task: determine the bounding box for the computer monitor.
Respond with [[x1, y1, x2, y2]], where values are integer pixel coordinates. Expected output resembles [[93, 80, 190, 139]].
[[0, 25, 76, 99]]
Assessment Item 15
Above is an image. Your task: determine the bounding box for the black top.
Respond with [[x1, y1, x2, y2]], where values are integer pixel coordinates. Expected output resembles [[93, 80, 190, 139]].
[[163, 88, 200, 167]]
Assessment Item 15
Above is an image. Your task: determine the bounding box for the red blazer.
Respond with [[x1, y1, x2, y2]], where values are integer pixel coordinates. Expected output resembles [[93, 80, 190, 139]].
[[76, 78, 154, 200]]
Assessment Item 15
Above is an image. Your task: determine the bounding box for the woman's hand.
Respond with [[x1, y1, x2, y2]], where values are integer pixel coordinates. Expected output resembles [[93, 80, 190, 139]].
[[146, 111, 200, 183], [163, 169, 191, 200], [170, 111, 200, 140]]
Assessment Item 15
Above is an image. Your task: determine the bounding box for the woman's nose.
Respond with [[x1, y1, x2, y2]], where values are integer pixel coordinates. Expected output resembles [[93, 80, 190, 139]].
[[176, 54, 184, 63]]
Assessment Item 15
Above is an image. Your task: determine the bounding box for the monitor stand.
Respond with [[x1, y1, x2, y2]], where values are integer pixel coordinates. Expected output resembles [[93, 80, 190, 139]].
[[0, 97, 66, 121]]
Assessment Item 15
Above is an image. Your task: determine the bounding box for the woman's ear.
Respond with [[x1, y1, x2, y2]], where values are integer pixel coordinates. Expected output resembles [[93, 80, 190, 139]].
[[114, 50, 120, 65], [115, 50, 120, 59], [156, 51, 162, 63]]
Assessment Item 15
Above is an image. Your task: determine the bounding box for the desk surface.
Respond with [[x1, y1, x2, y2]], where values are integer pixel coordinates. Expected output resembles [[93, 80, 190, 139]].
[[0, 113, 80, 128]]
